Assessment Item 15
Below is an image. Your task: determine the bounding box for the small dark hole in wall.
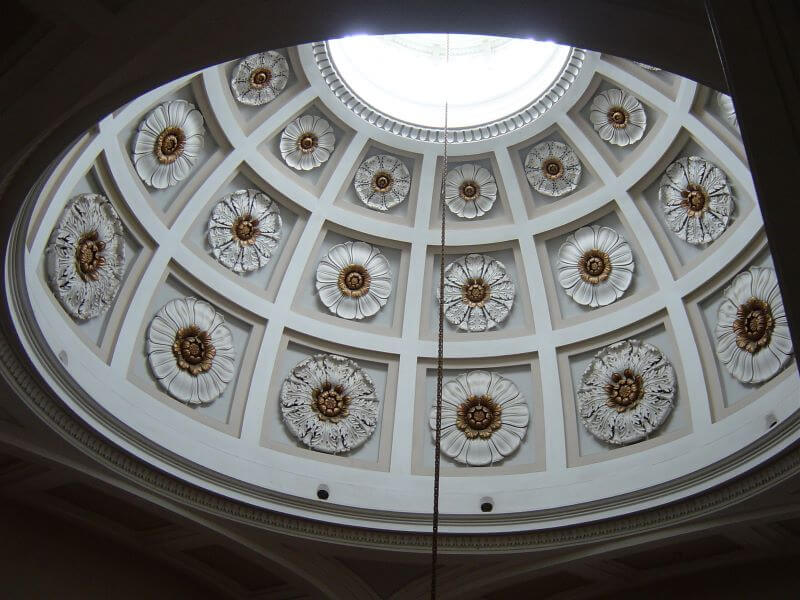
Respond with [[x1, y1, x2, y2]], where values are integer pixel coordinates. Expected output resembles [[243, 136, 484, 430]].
[[317, 485, 329, 500], [767, 413, 778, 429], [481, 502, 493, 513]]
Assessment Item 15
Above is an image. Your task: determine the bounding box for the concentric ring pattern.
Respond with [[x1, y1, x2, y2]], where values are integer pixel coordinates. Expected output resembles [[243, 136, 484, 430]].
[[10, 39, 798, 535]]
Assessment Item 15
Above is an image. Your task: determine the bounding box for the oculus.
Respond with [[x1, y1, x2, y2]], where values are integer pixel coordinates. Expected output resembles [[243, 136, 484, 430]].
[[133, 99, 205, 189], [439, 254, 515, 332], [353, 154, 411, 211], [146, 297, 236, 405], [716, 266, 793, 384], [430, 370, 529, 466], [280, 115, 335, 171], [47, 193, 125, 320], [716, 92, 739, 130], [230, 51, 289, 106], [557, 225, 634, 308], [316, 241, 392, 320], [659, 156, 734, 245], [578, 339, 676, 445], [280, 354, 379, 454], [589, 89, 646, 146], [444, 164, 498, 219], [524, 140, 582, 198], [207, 189, 282, 273]]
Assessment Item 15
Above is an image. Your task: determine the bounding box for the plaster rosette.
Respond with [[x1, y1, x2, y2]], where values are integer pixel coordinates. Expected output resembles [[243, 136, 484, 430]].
[[659, 156, 734, 245], [589, 89, 647, 146], [280, 115, 335, 170], [132, 99, 205, 189], [715, 266, 793, 384], [443, 163, 497, 218], [280, 354, 379, 454], [146, 297, 236, 405], [48, 193, 125, 320], [524, 140, 582, 198], [230, 51, 289, 106], [207, 189, 282, 273], [430, 370, 529, 466], [353, 154, 411, 211], [716, 92, 739, 130], [439, 254, 515, 332], [557, 225, 634, 308], [578, 339, 676, 445], [316, 241, 392, 320]]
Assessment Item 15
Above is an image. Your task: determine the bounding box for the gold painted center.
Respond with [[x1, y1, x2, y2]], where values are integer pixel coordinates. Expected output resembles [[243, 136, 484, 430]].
[[456, 395, 502, 439], [734, 297, 775, 353], [459, 181, 479, 200], [312, 382, 351, 422], [299, 133, 317, 152], [155, 126, 185, 164], [461, 278, 490, 307], [337, 264, 371, 298], [372, 171, 393, 193], [75, 231, 106, 282], [542, 158, 564, 180], [609, 107, 629, 128], [682, 183, 708, 216], [605, 369, 644, 412], [172, 325, 216, 376], [250, 67, 272, 88], [578, 249, 612, 284], [231, 216, 259, 245]]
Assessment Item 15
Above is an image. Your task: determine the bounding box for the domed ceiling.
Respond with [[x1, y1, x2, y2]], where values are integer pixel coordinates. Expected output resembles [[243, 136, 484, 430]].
[[8, 34, 798, 536]]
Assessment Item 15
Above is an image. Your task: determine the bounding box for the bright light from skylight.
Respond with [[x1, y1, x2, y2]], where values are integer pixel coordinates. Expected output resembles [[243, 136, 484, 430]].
[[327, 34, 572, 129]]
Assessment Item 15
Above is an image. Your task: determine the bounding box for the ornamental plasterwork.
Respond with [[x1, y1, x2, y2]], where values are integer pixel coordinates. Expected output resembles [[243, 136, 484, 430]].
[[443, 164, 498, 218], [146, 297, 236, 405], [578, 339, 676, 445], [280, 115, 335, 170], [48, 193, 125, 320], [716, 266, 793, 384], [524, 140, 582, 198], [440, 254, 515, 332], [659, 156, 734, 245], [316, 241, 392, 320], [280, 354, 379, 454], [430, 370, 529, 466], [312, 42, 587, 143], [716, 92, 739, 130], [207, 189, 282, 273], [230, 51, 290, 106], [353, 154, 411, 211], [589, 88, 647, 146], [557, 225, 634, 308], [132, 99, 205, 189]]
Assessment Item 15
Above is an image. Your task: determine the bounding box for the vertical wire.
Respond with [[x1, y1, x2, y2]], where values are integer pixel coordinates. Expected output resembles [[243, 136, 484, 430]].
[[431, 32, 449, 600]]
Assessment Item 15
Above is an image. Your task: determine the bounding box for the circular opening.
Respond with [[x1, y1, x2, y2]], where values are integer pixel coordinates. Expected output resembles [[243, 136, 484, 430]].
[[327, 34, 572, 129], [480, 498, 494, 513], [317, 485, 330, 500]]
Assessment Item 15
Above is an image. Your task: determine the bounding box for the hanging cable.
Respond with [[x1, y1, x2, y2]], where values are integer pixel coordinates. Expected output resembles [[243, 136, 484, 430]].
[[431, 32, 449, 600]]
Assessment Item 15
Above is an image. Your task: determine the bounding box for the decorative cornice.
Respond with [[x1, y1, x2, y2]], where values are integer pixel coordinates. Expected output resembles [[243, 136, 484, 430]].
[[312, 41, 586, 143]]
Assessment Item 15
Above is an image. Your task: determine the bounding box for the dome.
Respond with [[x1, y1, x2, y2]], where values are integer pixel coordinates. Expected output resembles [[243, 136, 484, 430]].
[[6, 33, 797, 540]]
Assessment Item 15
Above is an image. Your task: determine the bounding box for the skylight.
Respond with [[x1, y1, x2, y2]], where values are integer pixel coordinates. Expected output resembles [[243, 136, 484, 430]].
[[327, 34, 572, 129]]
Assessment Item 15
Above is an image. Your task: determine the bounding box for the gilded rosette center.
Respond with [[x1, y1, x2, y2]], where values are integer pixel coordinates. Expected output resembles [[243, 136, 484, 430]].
[[605, 368, 644, 412], [681, 183, 708, 216], [456, 395, 502, 439], [250, 67, 272, 89], [75, 231, 106, 282], [542, 158, 564, 180], [734, 297, 775, 353], [461, 277, 490, 307], [578, 249, 612, 284], [231, 215, 260, 245], [155, 126, 186, 164], [372, 171, 394, 193], [459, 180, 480, 200], [609, 107, 629, 128], [312, 381, 351, 422], [298, 133, 318, 153], [338, 264, 371, 298], [172, 325, 216, 376]]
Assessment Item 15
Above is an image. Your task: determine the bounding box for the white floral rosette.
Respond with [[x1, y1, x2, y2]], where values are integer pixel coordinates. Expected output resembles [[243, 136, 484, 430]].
[[133, 99, 205, 189], [353, 154, 411, 211], [316, 241, 392, 320], [230, 51, 289, 106], [716, 92, 739, 130], [659, 156, 734, 245], [280, 115, 335, 170], [578, 339, 676, 445], [207, 189, 282, 273], [589, 89, 647, 146], [715, 266, 793, 384], [557, 225, 634, 308], [280, 354, 379, 454], [524, 140, 582, 198], [431, 370, 529, 466], [439, 254, 515, 332], [48, 193, 125, 320], [146, 297, 236, 405], [443, 163, 497, 218]]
